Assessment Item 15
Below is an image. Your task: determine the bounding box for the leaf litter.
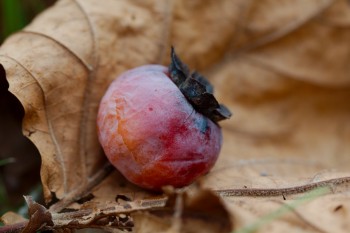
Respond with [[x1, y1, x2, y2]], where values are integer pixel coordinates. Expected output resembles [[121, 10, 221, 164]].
[[0, 0, 350, 232]]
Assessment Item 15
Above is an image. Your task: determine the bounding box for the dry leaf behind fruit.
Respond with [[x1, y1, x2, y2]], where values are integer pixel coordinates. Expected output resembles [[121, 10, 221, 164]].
[[0, 0, 173, 207], [1, 0, 350, 232]]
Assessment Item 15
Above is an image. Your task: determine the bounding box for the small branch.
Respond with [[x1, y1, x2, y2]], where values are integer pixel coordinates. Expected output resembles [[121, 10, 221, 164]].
[[215, 176, 350, 197], [49, 162, 114, 212]]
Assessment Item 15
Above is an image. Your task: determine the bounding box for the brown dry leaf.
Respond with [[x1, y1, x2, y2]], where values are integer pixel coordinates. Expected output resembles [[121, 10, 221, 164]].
[[0, 0, 173, 209], [1, 0, 350, 232]]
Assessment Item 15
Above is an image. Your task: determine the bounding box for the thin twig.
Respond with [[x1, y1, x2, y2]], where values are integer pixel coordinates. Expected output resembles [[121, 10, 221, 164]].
[[49, 162, 114, 212], [216, 176, 350, 197]]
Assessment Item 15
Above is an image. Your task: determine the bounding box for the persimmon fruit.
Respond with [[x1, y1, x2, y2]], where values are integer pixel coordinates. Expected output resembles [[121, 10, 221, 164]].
[[97, 48, 231, 190]]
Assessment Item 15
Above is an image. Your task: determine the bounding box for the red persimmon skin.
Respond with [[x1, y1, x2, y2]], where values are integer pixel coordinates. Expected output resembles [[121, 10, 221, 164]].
[[97, 65, 222, 190]]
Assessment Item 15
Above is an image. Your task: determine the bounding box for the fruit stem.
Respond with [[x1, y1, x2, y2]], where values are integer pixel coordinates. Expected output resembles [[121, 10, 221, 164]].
[[168, 47, 232, 123]]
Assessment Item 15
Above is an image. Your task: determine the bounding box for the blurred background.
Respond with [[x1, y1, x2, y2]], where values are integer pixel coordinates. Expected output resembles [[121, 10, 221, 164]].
[[0, 0, 56, 43], [0, 0, 55, 217]]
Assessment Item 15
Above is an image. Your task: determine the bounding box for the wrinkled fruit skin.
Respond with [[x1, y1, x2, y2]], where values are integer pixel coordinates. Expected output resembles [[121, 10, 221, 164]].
[[97, 65, 222, 190]]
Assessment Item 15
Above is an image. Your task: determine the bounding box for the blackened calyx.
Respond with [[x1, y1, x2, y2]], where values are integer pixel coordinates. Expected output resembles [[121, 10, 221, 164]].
[[169, 47, 232, 123]]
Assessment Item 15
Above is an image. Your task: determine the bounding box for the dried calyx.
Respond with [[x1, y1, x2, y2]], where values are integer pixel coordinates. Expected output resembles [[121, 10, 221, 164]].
[[169, 47, 232, 123]]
